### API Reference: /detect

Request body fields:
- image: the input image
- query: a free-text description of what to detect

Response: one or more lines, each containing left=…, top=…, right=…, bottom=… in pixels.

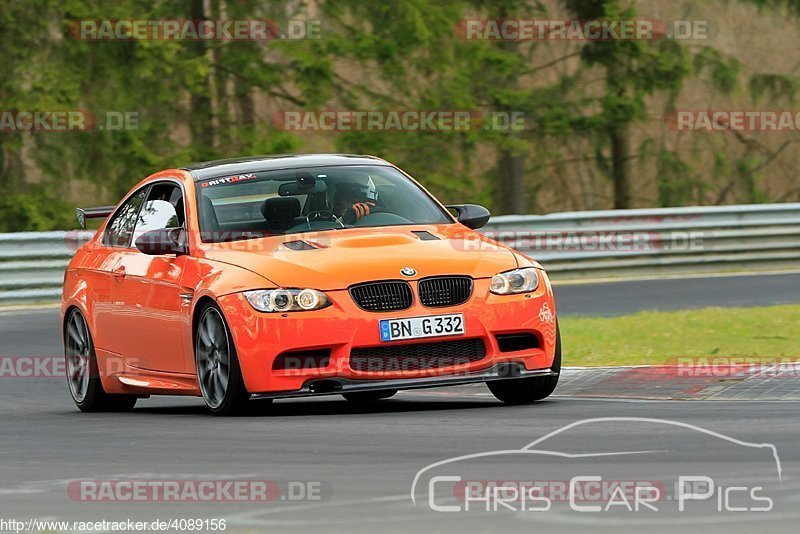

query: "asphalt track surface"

left=1, top=272, right=799, bottom=533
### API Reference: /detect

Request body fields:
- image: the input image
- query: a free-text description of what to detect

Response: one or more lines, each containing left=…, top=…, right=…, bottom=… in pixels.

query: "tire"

left=342, top=389, right=398, bottom=403
left=488, top=322, right=561, bottom=405
left=195, top=303, right=251, bottom=415
left=64, top=308, right=137, bottom=412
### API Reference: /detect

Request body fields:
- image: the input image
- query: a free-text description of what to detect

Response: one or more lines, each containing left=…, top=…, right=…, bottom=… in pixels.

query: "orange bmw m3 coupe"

left=62, top=155, right=560, bottom=415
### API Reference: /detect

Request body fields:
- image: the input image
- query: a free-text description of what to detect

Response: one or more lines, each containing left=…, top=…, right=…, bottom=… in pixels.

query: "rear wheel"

left=64, top=309, right=137, bottom=412
left=488, top=323, right=561, bottom=405
left=195, top=303, right=250, bottom=415
left=342, top=389, right=398, bottom=403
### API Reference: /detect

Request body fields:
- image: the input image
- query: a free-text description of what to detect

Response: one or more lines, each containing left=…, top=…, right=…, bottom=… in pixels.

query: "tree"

left=562, top=0, right=689, bottom=209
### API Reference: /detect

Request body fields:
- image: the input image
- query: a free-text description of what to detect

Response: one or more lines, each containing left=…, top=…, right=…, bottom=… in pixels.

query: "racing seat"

left=261, top=196, right=302, bottom=232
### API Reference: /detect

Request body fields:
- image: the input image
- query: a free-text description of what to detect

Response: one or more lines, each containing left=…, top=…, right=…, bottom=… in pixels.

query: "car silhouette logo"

left=401, top=267, right=417, bottom=277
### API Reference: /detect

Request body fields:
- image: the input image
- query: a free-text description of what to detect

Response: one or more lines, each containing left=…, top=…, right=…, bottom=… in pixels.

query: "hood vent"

left=411, top=230, right=440, bottom=241
left=283, top=240, right=317, bottom=251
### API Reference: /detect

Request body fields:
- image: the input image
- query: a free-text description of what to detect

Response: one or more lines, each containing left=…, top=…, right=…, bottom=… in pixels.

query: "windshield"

left=195, top=165, right=452, bottom=242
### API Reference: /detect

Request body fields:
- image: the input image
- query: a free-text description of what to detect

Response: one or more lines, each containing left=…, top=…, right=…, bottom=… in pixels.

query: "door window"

left=103, top=189, right=147, bottom=247
left=133, top=183, right=185, bottom=242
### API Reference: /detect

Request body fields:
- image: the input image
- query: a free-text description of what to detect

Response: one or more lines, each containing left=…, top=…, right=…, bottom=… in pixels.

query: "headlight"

left=244, top=289, right=331, bottom=312
left=490, top=267, right=539, bottom=295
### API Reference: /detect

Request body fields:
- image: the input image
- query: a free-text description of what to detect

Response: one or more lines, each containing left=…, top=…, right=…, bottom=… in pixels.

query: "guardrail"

left=0, top=231, right=95, bottom=302
left=0, top=203, right=798, bottom=303
left=483, top=202, right=800, bottom=278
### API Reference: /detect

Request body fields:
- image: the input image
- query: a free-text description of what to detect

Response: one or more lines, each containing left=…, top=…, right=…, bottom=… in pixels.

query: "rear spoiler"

left=76, top=206, right=115, bottom=229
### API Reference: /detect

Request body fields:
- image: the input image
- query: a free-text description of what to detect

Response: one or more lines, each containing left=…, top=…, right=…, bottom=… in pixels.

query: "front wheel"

left=195, top=304, right=251, bottom=415
left=488, top=323, right=561, bottom=405
left=64, top=308, right=137, bottom=412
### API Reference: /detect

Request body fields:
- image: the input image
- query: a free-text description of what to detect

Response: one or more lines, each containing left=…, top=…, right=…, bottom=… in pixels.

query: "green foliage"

left=745, top=0, right=800, bottom=14
left=0, top=186, right=74, bottom=232
left=655, top=150, right=705, bottom=206
left=693, top=48, right=740, bottom=94
left=749, top=73, right=797, bottom=103
left=0, top=0, right=798, bottom=231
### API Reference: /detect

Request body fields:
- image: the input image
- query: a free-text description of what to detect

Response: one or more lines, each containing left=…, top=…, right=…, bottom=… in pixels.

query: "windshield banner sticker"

left=201, top=173, right=257, bottom=188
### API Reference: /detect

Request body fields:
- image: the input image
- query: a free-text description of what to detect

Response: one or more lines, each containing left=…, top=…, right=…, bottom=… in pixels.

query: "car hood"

left=198, top=225, right=519, bottom=291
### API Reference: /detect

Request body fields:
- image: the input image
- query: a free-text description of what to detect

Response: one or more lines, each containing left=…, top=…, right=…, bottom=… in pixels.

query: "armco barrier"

left=482, top=203, right=800, bottom=278
left=0, top=231, right=94, bottom=302
left=0, top=203, right=798, bottom=302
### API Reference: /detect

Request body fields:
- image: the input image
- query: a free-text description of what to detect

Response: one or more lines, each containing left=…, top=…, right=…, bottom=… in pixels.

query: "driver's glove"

left=342, top=202, right=375, bottom=224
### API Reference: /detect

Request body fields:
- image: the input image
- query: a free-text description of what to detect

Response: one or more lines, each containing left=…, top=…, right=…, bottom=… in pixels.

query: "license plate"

left=379, top=314, right=465, bottom=342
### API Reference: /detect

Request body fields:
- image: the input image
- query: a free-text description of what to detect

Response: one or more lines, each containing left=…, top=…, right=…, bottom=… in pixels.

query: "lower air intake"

left=349, top=338, right=486, bottom=372
left=273, top=349, right=331, bottom=370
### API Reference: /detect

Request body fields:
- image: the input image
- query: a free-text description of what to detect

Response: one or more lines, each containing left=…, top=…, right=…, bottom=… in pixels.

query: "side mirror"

left=135, top=228, right=188, bottom=256
left=446, top=204, right=491, bottom=230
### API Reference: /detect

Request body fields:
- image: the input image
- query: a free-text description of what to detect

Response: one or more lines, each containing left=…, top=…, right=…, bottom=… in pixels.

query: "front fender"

left=182, top=257, right=276, bottom=376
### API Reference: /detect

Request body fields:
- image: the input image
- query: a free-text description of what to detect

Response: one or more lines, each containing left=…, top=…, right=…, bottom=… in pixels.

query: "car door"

left=92, top=186, right=148, bottom=357
left=114, top=181, right=191, bottom=374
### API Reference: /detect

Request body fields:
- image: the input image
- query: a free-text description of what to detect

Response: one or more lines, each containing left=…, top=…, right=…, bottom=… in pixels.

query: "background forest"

left=2, top=0, right=800, bottom=231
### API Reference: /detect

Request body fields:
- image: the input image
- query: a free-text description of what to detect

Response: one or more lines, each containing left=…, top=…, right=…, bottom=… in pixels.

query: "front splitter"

left=251, top=363, right=558, bottom=400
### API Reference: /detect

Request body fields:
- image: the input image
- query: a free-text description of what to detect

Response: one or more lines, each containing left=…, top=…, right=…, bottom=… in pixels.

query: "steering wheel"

left=306, top=210, right=344, bottom=230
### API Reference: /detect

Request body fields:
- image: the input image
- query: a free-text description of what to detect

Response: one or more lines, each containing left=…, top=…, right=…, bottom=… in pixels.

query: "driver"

left=333, top=177, right=379, bottom=224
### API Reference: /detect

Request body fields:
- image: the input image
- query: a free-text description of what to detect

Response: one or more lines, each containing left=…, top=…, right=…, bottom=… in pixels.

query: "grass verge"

left=559, top=304, right=800, bottom=367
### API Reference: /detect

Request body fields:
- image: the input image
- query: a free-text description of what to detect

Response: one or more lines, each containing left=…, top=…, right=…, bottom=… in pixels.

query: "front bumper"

left=217, top=275, right=558, bottom=395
